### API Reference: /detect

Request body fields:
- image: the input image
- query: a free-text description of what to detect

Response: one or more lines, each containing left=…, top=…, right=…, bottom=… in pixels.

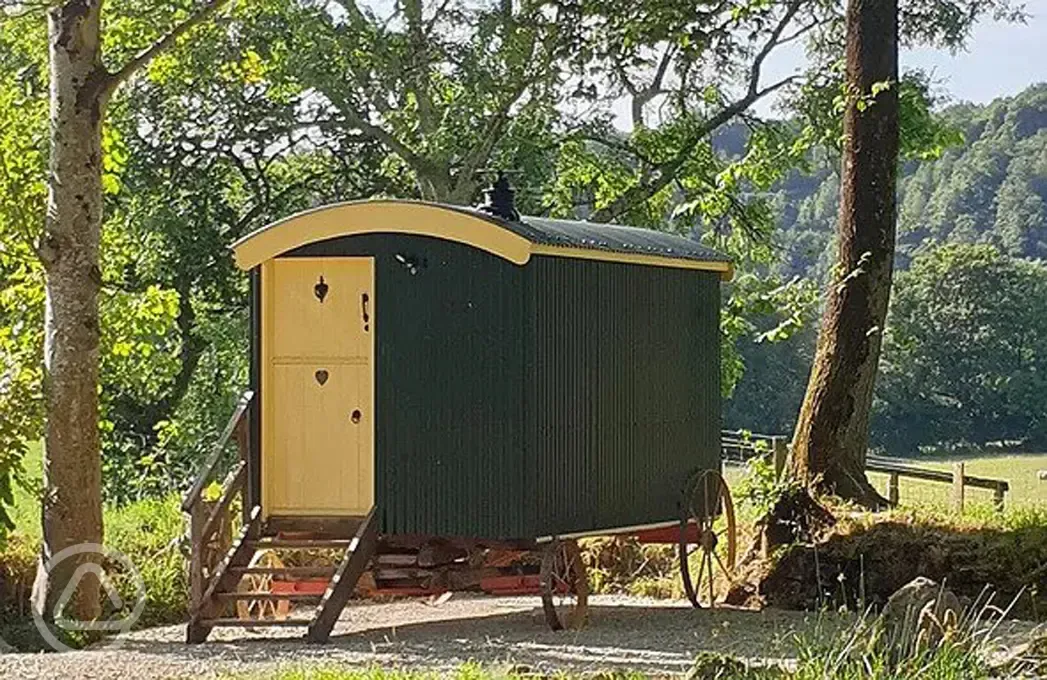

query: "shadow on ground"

left=0, top=597, right=837, bottom=678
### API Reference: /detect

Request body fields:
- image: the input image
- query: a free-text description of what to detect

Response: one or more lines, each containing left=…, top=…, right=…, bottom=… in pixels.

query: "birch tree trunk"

left=30, top=0, right=230, bottom=625
left=32, top=0, right=108, bottom=622
left=788, top=0, right=898, bottom=507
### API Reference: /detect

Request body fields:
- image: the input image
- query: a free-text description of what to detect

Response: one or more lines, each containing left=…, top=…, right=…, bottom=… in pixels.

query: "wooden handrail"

left=182, top=390, right=254, bottom=513
left=199, top=462, right=247, bottom=545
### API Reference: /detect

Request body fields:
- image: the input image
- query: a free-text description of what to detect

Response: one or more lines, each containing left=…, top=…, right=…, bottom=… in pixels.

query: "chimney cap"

left=476, top=171, right=520, bottom=222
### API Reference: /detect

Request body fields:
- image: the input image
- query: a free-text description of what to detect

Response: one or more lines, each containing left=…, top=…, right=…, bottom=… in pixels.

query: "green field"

left=866, top=452, right=1047, bottom=511
left=726, top=450, right=1046, bottom=514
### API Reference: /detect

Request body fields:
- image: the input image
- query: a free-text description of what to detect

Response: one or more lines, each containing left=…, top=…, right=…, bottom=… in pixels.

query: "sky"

left=759, top=0, right=1047, bottom=115
left=902, top=0, right=1047, bottom=104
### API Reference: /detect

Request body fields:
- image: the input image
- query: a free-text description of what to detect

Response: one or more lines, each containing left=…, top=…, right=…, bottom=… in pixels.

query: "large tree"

left=34, top=0, right=231, bottom=624
left=788, top=0, right=899, bottom=505
left=876, top=244, right=1047, bottom=453
left=276, top=0, right=833, bottom=215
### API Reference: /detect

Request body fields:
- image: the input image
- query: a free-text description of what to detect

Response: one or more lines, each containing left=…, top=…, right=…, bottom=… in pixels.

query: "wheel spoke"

left=702, top=476, right=711, bottom=525
left=678, top=471, right=737, bottom=610
left=541, top=539, right=588, bottom=630
left=694, top=543, right=707, bottom=595
left=712, top=550, right=733, bottom=586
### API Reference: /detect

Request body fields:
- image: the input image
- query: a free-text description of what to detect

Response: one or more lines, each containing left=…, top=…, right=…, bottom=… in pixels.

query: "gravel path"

left=0, top=595, right=1039, bottom=679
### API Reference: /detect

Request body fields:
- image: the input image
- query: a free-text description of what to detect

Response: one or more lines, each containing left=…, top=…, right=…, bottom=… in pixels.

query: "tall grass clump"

left=0, top=492, right=186, bottom=650
left=103, top=492, right=188, bottom=627
left=789, top=589, right=1019, bottom=680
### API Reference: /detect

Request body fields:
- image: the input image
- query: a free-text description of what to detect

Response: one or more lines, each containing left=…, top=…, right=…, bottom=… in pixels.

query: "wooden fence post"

left=952, top=462, right=966, bottom=514
left=888, top=472, right=900, bottom=506
left=772, top=437, right=788, bottom=480
left=992, top=482, right=1006, bottom=513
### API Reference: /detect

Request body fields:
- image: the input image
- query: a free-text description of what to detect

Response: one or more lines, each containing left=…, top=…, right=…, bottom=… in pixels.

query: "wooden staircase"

left=186, top=506, right=379, bottom=643
left=183, top=391, right=380, bottom=644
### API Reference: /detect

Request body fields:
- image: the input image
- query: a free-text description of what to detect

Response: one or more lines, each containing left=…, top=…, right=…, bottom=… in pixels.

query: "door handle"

left=361, top=292, right=370, bottom=332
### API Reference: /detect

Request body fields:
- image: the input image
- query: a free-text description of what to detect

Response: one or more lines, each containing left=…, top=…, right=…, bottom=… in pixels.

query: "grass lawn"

left=10, top=441, right=42, bottom=540
left=2, top=442, right=188, bottom=648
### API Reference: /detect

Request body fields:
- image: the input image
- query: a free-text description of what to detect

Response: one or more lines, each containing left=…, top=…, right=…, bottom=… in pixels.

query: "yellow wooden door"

left=262, top=257, right=374, bottom=517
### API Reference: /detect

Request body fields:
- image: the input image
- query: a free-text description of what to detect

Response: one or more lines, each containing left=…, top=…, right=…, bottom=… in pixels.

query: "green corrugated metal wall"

left=280, top=236, right=720, bottom=540
left=529, top=256, right=721, bottom=537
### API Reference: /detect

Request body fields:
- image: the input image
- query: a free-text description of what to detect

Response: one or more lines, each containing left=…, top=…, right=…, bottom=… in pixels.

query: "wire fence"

left=720, top=430, right=1010, bottom=512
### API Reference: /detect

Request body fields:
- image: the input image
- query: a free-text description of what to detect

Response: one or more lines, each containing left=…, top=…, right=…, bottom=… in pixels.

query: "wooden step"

left=375, top=553, right=420, bottom=566
left=197, top=618, right=313, bottom=628
left=373, top=567, right=434, bottom=580
left=215, top=591, right=324, bottom=602
left=249, top=539, right=354, bottom=550
left=230, top=566, right=337, bottom=577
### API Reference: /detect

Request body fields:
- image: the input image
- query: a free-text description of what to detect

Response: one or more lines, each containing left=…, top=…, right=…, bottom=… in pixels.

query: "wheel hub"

left=699, top=528, right=718, bottom=552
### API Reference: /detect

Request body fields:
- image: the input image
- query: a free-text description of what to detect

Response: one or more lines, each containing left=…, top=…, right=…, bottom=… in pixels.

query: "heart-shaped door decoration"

left=314, top=369, right=329, bottom=386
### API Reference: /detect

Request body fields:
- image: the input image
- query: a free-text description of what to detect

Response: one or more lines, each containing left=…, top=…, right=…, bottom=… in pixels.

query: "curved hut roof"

left=232, top=200, right=732, bottom=279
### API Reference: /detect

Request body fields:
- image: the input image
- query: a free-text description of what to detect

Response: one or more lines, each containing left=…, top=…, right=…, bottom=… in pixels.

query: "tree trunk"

left=33, top=0, right=107, bottom=623
left=789, top=0, right=898, bottom=507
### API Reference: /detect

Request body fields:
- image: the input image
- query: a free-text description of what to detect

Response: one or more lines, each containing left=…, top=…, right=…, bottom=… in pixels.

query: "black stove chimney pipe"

left=477, top=171, right=520, bottom=222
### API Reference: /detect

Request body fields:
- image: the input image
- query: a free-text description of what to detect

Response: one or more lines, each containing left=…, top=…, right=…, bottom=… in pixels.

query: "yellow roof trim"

left=233, top=200, right=733, bottom=280
left=530, top=244, right=735, bottom=280
left=232, top=201, right=532, bottom=271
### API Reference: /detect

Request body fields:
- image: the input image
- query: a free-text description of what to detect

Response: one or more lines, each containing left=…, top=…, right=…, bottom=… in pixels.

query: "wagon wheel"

left=236, top=549, right=291, bottom=622
left=679, top=469, right=736, bottom=608
left=539, top=538, right=589, bottom=630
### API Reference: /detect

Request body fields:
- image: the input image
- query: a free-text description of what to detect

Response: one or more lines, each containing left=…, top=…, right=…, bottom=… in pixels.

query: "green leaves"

left=102, top=126, right=129, bottom=195
left=875, top=244, right=1047, bottom=452
left=897, top=72, right=965, bottom=161
left=0, top=14, right=48, bottom=538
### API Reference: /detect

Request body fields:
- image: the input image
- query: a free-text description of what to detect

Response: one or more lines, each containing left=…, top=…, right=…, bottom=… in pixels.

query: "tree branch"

left=589, top=76, right=796, bottom=224
left=232, top=170, right=328, bottom=237
left=589, top=0, right=804, bottom=223
left=424, top=0, right=454, bottom=34
left=747, top=0, right=804, bottom=98
left=338, top=106, right=428, bottom=171
left=454, top=79, right=532, bottom=201
left=331, top=0, right=366, bottom=23
left=102, top=0, right=233, bottom=97
left=567, top=132, right=659, bottom=167
left=403, top=0, right=437, bottom=135
left=631, top=43, right=676, bottom=128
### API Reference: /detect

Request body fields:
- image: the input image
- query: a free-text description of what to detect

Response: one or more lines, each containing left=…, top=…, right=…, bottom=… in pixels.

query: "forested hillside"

left=727, top=83, right=1047, bottom=453
left=773, top=83, right=1047, bottom=279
